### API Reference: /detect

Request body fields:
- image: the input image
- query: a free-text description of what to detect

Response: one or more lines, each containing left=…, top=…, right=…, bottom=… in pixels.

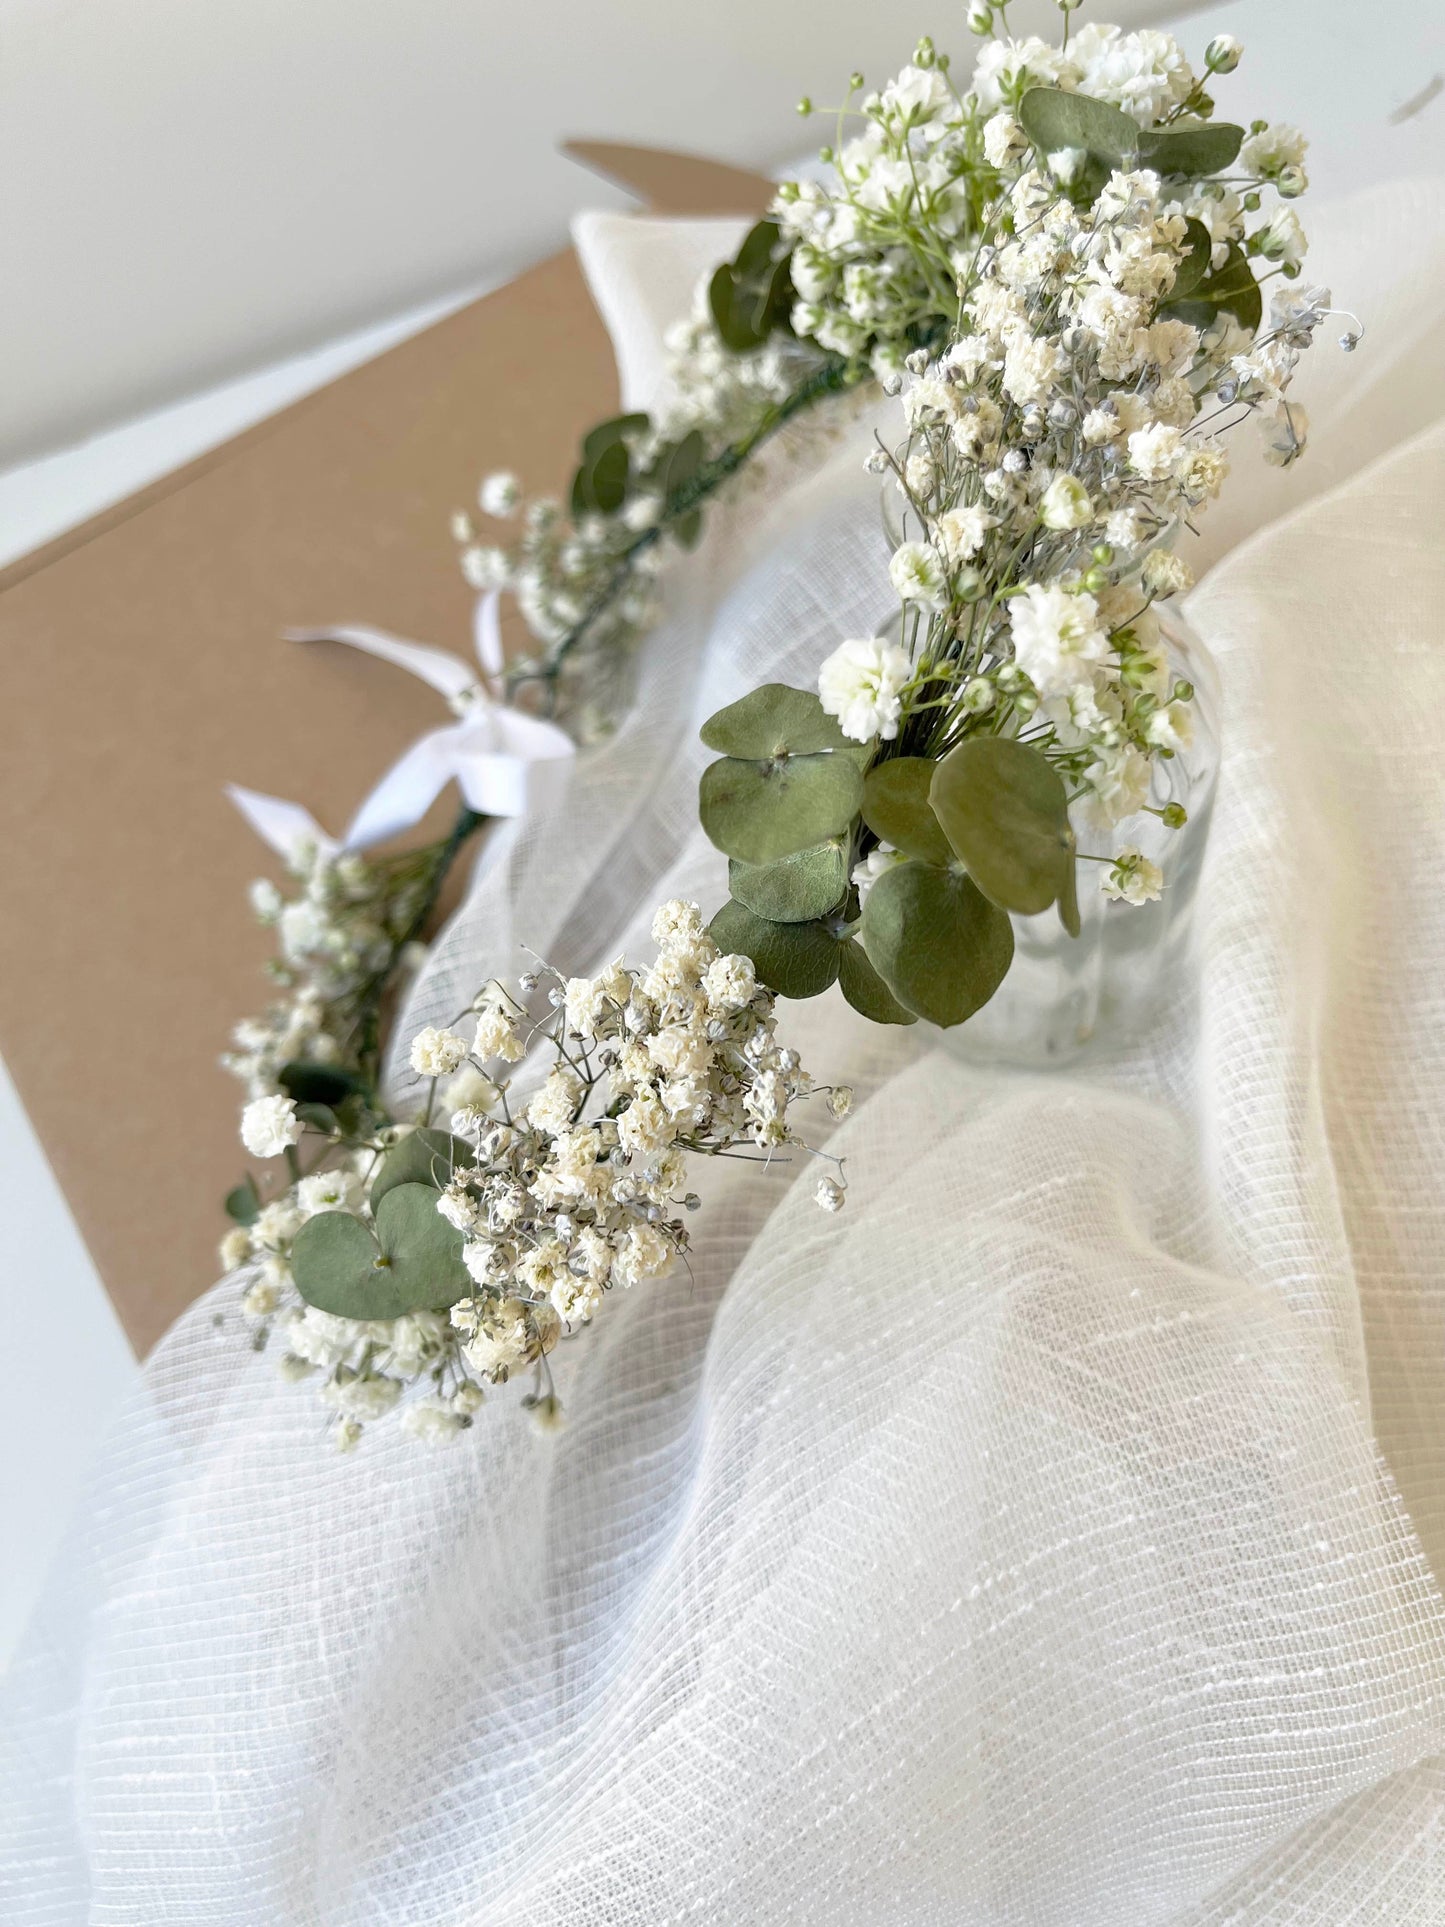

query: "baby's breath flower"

left=1260, top=401, right=1309, bottom=467
left=401, top=1399, right=468, bottom=1444
left=409, top=1026, right=470, bottom=1079
left=1142, top=550, right=1194, bottom=599
left=473, top=1005, right=524, bottom=1062
left=852, top=845, right=905, bottom=904
left=703, top=952, right=757, bottom=1011
left=477, top=471, right=520, bottom=517
left=1101, top=848, right=1164, bottom=904
left=888, top=542, right=949, bottom=609
left=818, top=636, right=911, bottom=741
left=219, top=1226, right=254, bottom=1272
left=1039, top=474, right=1094, bottom=531
left=241, top=1095, right=302, bottom=1159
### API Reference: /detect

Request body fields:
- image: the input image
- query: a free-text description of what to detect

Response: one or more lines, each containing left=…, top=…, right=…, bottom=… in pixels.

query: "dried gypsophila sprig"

left=442, top=11, right=1338, bottom=766
left=221, top=809, right=484, bottom=1109
left=808, top=116, right=1354, bottom=906
left=225, top=899, right=851, bottom=1449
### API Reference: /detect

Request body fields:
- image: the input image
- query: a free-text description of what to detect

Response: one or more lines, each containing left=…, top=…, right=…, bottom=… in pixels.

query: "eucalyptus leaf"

left=709, top=900, right=843, bottom=1000
left=1163, top=241, right=1262, bottom=333
left=700, top=753, right=863, bottom=866
left=734, top=217, right=780, bottom=280
left=582, top=413, right=648, bottom=464
left=587, top=438, right=630, bottom=514
left=279, top=1060, right=370, bottom=1108
left=225, top=1176, right=261, bottom=1226
left=729, top=841, right=848, bottom=923
left=295, top=1101, right=340, bottom=1136
left=700, top=683, right=858, bottom=759
left=837, top=938, right=917, bottom=1025
left=1018, top=86, right=1139, bottom=166
left=710, top=262, right=760, bottom=353
left=1138, top=119, right=1243, bottom=178
left=710, top=221, right=792, bottom=352
left=930, top=737, right=1075, bottom=916
left=861, top=861, right=1014, bottom=1028
left=1170, top=218, right=1214, bottom=300
left=762, top=255, right=796, bottom=336
left=663, top=428, right=703, bottom=496
left=861, top=758, right=954, bottom=866
left=372, top=1128, right=476, bottom=1208
left=291, top=1182, right=472, bottom=1320
left=674, top=508, right=704, bottom=549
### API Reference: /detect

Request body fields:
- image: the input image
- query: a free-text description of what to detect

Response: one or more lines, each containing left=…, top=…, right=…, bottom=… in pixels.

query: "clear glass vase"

left=939, top=602, right=1221, bottom=1069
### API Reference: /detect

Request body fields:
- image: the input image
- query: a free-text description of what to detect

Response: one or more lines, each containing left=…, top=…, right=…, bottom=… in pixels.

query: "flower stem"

left=519, top=354, right=861, bottom=691
left=353, top=807, right=488, bottom=1087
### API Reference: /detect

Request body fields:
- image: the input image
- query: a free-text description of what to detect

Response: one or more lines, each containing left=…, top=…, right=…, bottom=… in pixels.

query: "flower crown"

left=221, top=6, right=1351, bottom=1443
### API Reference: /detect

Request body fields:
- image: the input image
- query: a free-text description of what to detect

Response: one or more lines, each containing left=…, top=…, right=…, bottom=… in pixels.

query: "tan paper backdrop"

left=0, top=147, right=772, bottom=1354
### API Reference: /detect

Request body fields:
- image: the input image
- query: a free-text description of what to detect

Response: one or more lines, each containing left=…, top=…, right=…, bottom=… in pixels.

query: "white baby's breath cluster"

left=808, top=16, right=1341, bottom=903
left=440, top=899, right=843, bottom=1380
left=453, top=481, right=669, bottom=744
left=440, top=13, right=1330, bottom=804
left=451, top=340, right=835, bottom=743
left=776, top=21, right=1257, bottom=393
left=228, top=901, right=844, bottom=1446
left=222, top=837, right=433, bottom=1101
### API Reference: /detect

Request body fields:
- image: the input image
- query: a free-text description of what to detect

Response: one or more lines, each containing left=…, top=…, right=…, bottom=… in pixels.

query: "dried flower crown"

left=220, top=6, right=1354, bottom=1442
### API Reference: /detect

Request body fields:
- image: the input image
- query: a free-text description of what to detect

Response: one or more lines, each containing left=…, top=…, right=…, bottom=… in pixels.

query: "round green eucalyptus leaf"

left=700, top=753, right=863, bottom=866
left=588, top=438, right=630, bottom=514
left=290, top=1209, right=383, bottom=1316
left=930, top=737, right=1075, bottom=917
left=734, top=217, right=780, bottom=279
left=700, top=683, right=857, bottom=758
left=278, top=1059, right=371, bottom=1108
left=1018, top=86, right=1138, bottom=165
left=861, top=861, right=1014, bottom=1028
left=225, top=1176, right=261, bottom=1226
left=1170, top=219, right=1214, bottom=300
left=292, top=1182, right=472, bottom=1319
left=729, top=841, right=848, bottom=923
left=709, top=900, right=843, bottom=1000
left=583, top=413, right=648, bottom=464
left=762, top=254, right=796, bottom=335
left=1163, top=241, right=1262, bottom=333
left=837, top=938, right=917, bottom=1026
left=867, top=867, right=1009, bottom=1032
left=710, top=263, right=765, bottom=352
left=862, top=758, right=954, bottom=866
left=373, top=1129, right=476, bottom=1208
left=1138, top=119, right=1243, bottom=178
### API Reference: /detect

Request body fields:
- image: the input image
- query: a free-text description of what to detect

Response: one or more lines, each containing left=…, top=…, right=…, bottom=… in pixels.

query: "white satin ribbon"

left=228, top=593, right=575, bottom=861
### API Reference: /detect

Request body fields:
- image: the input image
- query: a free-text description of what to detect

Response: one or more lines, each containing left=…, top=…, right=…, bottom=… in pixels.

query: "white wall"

left=0, top=0, right=1201, bottom=466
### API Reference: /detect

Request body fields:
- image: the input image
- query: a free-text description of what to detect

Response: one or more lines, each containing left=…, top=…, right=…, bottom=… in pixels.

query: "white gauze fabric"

left=4, top=181, right=1445, bottom=1924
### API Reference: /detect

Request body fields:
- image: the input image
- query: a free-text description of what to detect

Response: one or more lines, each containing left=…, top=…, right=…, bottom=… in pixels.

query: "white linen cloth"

left=4, top=181, right=1445, bottom=1923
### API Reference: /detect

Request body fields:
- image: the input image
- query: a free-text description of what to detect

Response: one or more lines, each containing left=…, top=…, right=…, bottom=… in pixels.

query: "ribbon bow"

left=228, top=592, right=574, bottom=860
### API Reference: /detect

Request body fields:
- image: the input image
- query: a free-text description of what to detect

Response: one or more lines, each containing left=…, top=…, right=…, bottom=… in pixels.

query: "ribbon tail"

left=227, top=785, right=339, bottom=862
left=341, top=726, right=470, bottom=850
left=285, top=624, right=481, bottom=705
left=473, top=589, right=506, bottom=692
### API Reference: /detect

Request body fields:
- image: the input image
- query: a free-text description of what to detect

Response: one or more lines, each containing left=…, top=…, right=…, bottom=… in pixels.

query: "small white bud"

left=478, top=471, right=520, bottom=517
left=1205, top=34, right=1242, bottom=74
